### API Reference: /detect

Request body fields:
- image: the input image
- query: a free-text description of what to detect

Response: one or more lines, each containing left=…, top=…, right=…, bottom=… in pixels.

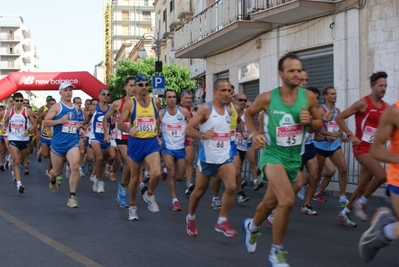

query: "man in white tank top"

left=160, top=89, right=191, bottom=212
left=185, top=78, right=237, bottom=237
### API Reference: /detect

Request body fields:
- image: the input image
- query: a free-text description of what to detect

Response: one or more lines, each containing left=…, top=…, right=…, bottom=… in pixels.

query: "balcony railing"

left=0, top=62, right=20, bottom=69
left=0, top=48, right=20, bottom=55
left=168, top=9, right=182, bottom=31
left=22, top=55, right=31, bottom=64
left=175, top=1, right=240, bottom=53
left=0, top=35, right=21, bottom=41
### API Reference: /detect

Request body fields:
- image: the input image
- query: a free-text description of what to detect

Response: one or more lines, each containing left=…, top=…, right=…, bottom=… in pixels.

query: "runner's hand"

left=203, top=127, right=215, bottom=140
left=300, top=106, right=312, bottom=125
left=349, top=135, right=361, bottom=146
left=252, top=133, right=266, bottom=149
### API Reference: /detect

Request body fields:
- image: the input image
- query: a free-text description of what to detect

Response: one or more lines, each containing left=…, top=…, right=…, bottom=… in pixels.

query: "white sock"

left=248, top=219, right=260, bottom=233
left=271, top=244, right=284, bottom=254
left=187, top=214, right=195, bottom=220
left=340, top=194, right=347, bottom=200
left=217, top=217, right=227, bottom=224
left=341, top=207, right=351, bottom=215
left=172, top=198, right=178, bottom=204
left=212, top=196, right=219, bottom=201
left=383, top=222, right=399, bottom=241
left=357, top=195, right=368, bottom=205
left=16, top=181, right=21, bottom=186
left=163, top=168, right=167, bottom=173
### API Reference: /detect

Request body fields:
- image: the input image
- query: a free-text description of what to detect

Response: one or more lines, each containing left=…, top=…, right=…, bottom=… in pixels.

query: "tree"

left=108, top=57, right=196, bottom=101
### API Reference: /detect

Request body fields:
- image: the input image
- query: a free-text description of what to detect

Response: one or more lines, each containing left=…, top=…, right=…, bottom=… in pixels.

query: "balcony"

left=22, top=27, right=31, bottom=38
left=0, top=48, right=20, bottom=56
left=169, top=9, right=182, bottom=31
left=176, top=0, right=194, bottom=21
left=22, top=41, right=31, bottom=51
left=189, top=59, right=206, bottom=79
left=251, top=0, right=346, bottom=24
left=0, top=62, right=20, bottom=70
left=0, top=35, right=21, bottom=42
left=175, top=1, right=270, bottom=59
left=22, top=55, right=31, bottom=64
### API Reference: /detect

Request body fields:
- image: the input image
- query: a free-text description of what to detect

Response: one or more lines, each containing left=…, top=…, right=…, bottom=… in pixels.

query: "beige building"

left=103, top=0, right=156, bottom=83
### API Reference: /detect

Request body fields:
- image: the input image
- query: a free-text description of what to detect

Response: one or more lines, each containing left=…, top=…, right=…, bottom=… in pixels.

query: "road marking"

left=0, top=208, right=102, bottom=267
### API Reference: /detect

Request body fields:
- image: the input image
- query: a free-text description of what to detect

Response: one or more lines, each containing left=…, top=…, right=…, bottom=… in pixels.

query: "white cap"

left=0, top=103, right=5, bottom=107
left=59, top=81, right=75, bottom=91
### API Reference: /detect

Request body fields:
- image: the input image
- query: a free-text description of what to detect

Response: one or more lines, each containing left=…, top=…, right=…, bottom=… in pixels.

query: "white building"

left=0, top=15, right=41, bottom=108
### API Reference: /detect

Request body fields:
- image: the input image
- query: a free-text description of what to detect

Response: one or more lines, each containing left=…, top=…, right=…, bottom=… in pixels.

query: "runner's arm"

left=117, top=98, right=132, bottom=134
left=185, top=104, right=210, bottom=139
left=43, top=104, right=65, bottom=127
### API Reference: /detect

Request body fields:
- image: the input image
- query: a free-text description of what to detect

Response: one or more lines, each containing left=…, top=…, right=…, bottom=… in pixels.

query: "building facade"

left=103, top=0, right=156, bottom=84
left=0, top=15, right=41, bottom=107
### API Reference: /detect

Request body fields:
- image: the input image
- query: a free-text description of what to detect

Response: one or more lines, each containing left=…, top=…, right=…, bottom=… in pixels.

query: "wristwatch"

left=346, top=131, right=353, bottom=137
left=201, top=133, right=205, bottom=140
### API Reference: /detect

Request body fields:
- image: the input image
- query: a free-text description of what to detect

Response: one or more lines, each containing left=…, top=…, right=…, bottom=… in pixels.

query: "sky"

left=1, top=0, right=104, bottom=102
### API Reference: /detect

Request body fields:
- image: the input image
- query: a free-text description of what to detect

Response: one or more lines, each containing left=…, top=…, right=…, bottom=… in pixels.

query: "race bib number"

left=62, top=121, right=78, bottom=133
left=236, top=132, right=244, bottom=144
left=95, top=122, right=109, bottom=133
left=327, top=121, right=339, bottom=133
left=230, top=129, right=236, bottom=141
left=305, top=132, right=314, bottom=143
left=10, top=122, right=24, bottom=133
left=361, top=126, right=377, bottom=143
left=166, top=124, right=183, bottom=137
left=137, top=117, right=155, bottom=132
left=276, top=124, right=303, bottom=147
left=111, top=129, right=118, bottom=139
left=209, top=132, right=229, bottom=149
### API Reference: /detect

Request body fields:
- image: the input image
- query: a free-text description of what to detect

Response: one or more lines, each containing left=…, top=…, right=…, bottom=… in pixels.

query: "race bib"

left=166, top=124, right=183, bottom=137
left=230, top=129, right=236, bottom=141
left=121, top=121, right=130, bottom=137
left=276, top=124, right=303, bottom=147
left=137, top=117, right=155, bottom=132
left=62, top=121, right=78, bottom=133
left=236, top=132, right=244, bottom=144
left=111, top=129, right=118, bottom=139
left=327, top=121, right=339, bottom=133
left=361, top=126, right=377, bottom=143
left=209, top=132, right=229, bottom=149
left=95, top=122, right=109, bottom=133
left=10, top=122, right=24, bottom=133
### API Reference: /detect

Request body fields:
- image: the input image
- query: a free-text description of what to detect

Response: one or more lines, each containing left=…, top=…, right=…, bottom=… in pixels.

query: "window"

left=142, top=11, right=151, bottom=21
left=121, top=25, right=129, bottom=35
left=170, top=0, right=174, bottom=12
left=121, top=10, right=129, bottom=20
left=144, top=0, right=149, bottom=6
left=163, top=9, right=166, bottom=22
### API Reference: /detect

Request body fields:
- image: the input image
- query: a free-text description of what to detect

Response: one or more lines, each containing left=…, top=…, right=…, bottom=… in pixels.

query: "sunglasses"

left=101, top=93, right=110, bottom=96
left=14, top=99, right=23, bottom=103
left=23, top=102, right=29, bottom=104
left=137, top=83, right=149, bottom=87
left=237, top=98, right=247, bottom=103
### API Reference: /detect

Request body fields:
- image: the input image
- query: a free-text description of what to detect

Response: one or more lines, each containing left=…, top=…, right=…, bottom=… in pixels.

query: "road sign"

left=152, top=75, right=165, bottom=95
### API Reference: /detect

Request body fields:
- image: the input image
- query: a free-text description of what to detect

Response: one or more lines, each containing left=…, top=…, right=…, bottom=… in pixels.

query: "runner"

left=241, top=53, right=322, bottom=266
left=159, top=89, right=191, bottom=211
left=358, top=98, right=399, bottom=262
left=185, top=78, right=237, bottom=237
left=336, top=71, right=388, bottom=226
left=0, top=102, right=5, bottom=171
left=117, top=74, right=162, bottom=219
left=43, top=81, right=84, bottom=207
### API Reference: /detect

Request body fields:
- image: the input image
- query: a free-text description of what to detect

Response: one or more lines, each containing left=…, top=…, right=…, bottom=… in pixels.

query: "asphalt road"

left=0, top=157, right=396, bottom=267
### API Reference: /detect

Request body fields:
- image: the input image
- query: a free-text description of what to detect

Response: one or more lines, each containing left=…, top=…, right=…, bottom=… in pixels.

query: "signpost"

left=152, top=75, right=165, bottom=96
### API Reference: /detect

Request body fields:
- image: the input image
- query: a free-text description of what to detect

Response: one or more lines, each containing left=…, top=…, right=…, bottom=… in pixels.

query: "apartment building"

left=174, top=0, right=399, bottom=108
left=0, top=15, right=42, bottom=107
left=104, top=0, right=156, bottom=83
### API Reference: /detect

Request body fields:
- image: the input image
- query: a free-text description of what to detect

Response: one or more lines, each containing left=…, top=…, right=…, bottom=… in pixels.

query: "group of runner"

left=0, top=53, right=397, bottom=266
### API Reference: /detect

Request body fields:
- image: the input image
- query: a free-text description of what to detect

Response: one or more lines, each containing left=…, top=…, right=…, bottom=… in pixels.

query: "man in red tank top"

left=179, top=90, right=195, bottom=195
left=335, top=71, right=388, bottom=227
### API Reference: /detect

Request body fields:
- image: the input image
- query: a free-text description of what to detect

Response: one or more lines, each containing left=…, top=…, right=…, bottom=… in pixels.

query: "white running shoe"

left=97, top=181, right=105, bottom=193
left=128, top=206, right=139, bottom=221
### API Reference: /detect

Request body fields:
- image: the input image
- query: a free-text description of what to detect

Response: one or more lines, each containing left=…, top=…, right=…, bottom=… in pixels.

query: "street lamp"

left=138, top=33, right=163, bottom=73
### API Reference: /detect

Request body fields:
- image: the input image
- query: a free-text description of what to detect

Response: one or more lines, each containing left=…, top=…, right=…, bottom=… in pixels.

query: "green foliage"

left=108, top=58, right=196, bottom=101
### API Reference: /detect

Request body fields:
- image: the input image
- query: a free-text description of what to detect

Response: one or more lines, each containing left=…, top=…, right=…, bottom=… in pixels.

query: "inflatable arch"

left=0, top=71, right=107, bottom=101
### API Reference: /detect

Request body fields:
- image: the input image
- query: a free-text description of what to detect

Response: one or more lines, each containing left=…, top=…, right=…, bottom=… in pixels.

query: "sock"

left=144, top=171, right=149, bottom=176
left=341, top=207, right=351, bottom=215
left=50, top=180, right=56, bottom=184
left=212, top=196, right=220, bottom=201
left=340, top=194, right=347, bottom=200
left=383, top=222, right=399, bottom=241
left=70, top=193, right=76, bottom=197
left=163, top=168, right=167, bottom=173
left=16, top=181, right=21, bottom=186
left=172, top=198, right=178, bottom=204
left=253, top=179, right=258, bottom=184
left=248, top=219, right=260, bottom=233
left=271, top=244, right=284, bottom=254
left=357, top=195, right=368, bottom=205
left=187, top=214, right=195, bottom=220
left=217, top=217, right=227, bottom=224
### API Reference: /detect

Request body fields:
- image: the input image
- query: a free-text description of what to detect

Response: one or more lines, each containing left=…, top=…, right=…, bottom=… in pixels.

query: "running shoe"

left=354, top=201, right=368, bottom=222
left=241, top=218, right=261, bottom=253
left=186, top=215, right=198, bottom=237
left=56, top=175, right=62, bottom=185
left=17, top=184, right=25, bottom=194
left=185, top=183, right=195, bottom=195
left=128, top=206, right=139, bottom=221
left=215, top=221, right=237, bottom=237
left=301, top=205, right=318, bottom=215
left=143, top=191, right=159, bottom=212
left=253, top=180, right=265, bottom=191
left=139, top=182, right=148, bottom=195
left=241, top=179, right=248, bottom=188
left=4, top=154, right=10, bottom=170
left=143, top=172, right=150, bottom=183
left=97, top=181, right=105, bottom=193
left=337, top=212, right=357, bottom=228
left=109, top=173, right=117, bottom=182
left=172, top=201, right=182, bottom=211
left=266, top=209, right=275, bottom=226
left=339, top=196, right=349, bottom=207
left=358, top=207, right=395, bottom=262
left=268, top=250, right=290, bottom=267
left=297, top=186, right=306, bottom=200
left=67, top=196, right=79, bottom=208
left=0, top=164, right=4, bottom=171
left=105, top=165, right=111, bottom=177
left=211, top=197, right=221, bottom=210
left=24, top=168, right=30, bottom=175
left=49, top=181, right=58, bottom=194
left=79, top=167, right=85, bottom=177
left=237, top=191, right=250, bottom=203
left=313, top=193, right=327, bottom=202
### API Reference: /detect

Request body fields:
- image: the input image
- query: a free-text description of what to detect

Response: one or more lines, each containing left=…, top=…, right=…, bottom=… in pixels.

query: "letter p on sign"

left=152, top=75, right=165, bottom=95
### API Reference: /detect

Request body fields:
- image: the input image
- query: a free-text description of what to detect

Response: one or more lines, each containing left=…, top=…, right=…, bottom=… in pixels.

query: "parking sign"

left=152, top=76, right=165, bottom=95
